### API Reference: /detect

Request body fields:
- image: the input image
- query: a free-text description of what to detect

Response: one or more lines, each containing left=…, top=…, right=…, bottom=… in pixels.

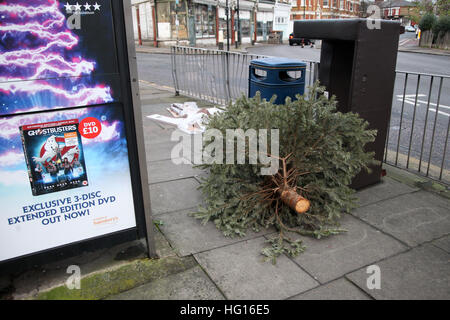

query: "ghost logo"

left=32, top=135, right=59, bottom=164
left=32, top=136, right=80, bottom=167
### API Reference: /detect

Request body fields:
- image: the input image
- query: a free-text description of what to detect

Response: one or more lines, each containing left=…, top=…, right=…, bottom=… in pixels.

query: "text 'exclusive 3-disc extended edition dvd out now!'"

left=20, top=119, right=88, bottom=196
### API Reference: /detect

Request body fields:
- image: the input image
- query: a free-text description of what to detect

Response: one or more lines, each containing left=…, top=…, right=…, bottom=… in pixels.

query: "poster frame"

left=0, top=0, right=157, bottom=271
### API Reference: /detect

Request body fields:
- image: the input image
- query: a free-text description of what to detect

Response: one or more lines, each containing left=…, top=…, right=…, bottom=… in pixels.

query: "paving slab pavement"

left=194, top=237, right=320, bottom=300
left=282, top=214, right=408, bottom=284
left=142, top=120, right=175, bottom=144
left=145, top=139, right=178, bottom=162
left=352, top=191, right=450, bottom=247
left=148, top=158, right=204, bottom=185
left=157, top=209, right=275, bottom=257
left=433, top=235, right=450, bottom=253
left=346, top=244, right=450, bottom=300
left=150, top=178, right=203, bottom=216
left=108, top=266, right=225, bottom=300
left=289, top=278, right=371, bottom=300
left=356, top=177, right=419, bottom=207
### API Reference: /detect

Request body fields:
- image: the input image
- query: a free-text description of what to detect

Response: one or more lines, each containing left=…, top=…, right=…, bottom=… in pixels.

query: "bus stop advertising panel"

left=0, top=0, right=153, bottom=263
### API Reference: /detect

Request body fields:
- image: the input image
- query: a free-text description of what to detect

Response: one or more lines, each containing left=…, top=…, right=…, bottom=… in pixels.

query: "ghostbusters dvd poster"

left=0, top=104, right=138, bottom=262
left=20, top=119, right=89, bottom=196
left=0, top=1, right=145, bottom=263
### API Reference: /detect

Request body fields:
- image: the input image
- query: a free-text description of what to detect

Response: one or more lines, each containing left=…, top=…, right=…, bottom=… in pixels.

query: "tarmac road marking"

left=397, top=94, right=450, bottom=117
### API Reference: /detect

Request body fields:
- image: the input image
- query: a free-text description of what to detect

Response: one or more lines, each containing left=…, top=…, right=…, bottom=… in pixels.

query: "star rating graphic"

left=64, top=2, right=101, bottom=13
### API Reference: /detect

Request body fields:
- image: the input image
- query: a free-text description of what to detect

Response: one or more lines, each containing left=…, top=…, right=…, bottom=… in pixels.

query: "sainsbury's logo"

left=93, top=216, right=119, bottom=227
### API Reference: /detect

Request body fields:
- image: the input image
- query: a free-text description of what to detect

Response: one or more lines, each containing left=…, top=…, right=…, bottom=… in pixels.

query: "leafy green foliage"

left=419, top=12, right=438, bottom=31
left=436, top=0, right=450, bottom=16
left=193, top=83, right=378, bottom=262
left=433, top=15, right=450, bottom=37
left=413, top=0, right=435, bottom=14
left=411, top=0, right=450, bottom=25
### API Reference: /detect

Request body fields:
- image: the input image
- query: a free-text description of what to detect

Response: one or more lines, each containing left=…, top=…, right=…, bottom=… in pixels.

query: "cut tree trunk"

left=279, top=187, right=310, bottom=214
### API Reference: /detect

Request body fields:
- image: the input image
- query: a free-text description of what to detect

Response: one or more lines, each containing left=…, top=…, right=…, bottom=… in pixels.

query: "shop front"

left=194, top=1, right=218, bottom=45
left=145, top=0, right=277, bottom=47
left=156, top=0, right=189, bottom=43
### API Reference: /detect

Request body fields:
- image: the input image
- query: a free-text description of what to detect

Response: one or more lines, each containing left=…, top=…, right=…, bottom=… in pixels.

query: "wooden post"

left=152, top=3, right=158, bottom=47
left=136, top=6, right=143, bottom=46
left=231, top=9, right=235, bottom=45
left=216, top=6, right=219, bottom=45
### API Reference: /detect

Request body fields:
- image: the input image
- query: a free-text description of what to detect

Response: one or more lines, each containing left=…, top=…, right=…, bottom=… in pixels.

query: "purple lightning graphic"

left=0, top=0, right=114, bottom=115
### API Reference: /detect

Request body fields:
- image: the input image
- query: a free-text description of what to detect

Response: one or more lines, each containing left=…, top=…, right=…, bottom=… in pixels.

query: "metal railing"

left=385, top=71, right=450, bottom=184
left=170, top=46, right=449, bottom=184
left=171, top=46, right=319, bottom=105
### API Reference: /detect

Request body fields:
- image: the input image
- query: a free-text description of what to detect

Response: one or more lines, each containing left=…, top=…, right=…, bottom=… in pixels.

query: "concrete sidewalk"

left=399, top=46, right=450, bottom=56
left=2, top=83, right=448, bottom=300
left=109, top=82, right=450, bottom=300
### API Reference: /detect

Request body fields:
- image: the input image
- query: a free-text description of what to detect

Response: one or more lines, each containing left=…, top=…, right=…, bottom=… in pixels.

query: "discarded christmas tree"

left=194, top=83, right=378, bottom=263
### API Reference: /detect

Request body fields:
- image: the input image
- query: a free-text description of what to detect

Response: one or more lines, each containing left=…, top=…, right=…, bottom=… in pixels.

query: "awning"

left=193, top=0, right=219, bottom=6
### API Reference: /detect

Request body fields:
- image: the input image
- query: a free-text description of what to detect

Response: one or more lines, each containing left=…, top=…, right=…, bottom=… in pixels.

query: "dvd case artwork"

left=20, top=119, right=88, bottom=196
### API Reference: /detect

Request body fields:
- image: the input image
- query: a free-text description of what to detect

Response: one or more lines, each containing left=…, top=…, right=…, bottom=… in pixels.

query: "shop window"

left=170, top=0, right=187, bottom=39
left=257, top=22, right=263, bottom=36
left=241, top=19, right=250, bottom=37
left=195, top=4, right=216, bottom=38
left=157, top=1, right=170, bottom=23
left=157, top=1, right=188, bottom=40
left=219, top=18, right=230, bottom=39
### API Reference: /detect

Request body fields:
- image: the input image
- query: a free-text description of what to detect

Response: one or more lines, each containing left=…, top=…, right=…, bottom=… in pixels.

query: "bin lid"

left=251, top=57, right=306, bottom=69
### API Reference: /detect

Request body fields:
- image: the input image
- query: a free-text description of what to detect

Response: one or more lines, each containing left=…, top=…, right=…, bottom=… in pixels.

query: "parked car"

left=289, top=33, right=315, bottom=47
left=405, top=25, right=415, bottom=32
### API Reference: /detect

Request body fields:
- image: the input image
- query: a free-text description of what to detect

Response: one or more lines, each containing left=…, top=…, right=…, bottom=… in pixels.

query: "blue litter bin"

left=249, top=57, right=307, bottom=105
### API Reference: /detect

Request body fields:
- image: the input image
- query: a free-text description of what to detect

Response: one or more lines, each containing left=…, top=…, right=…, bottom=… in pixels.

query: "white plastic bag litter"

left=148, top=102, right=222, bottom=134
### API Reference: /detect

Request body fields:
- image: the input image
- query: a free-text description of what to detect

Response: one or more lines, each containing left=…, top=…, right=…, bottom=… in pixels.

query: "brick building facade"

left=290, top=0, right=361, bottom=20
